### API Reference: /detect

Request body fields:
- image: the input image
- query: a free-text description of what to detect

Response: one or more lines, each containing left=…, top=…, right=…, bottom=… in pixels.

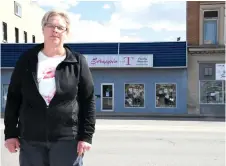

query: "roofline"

left=1, top=41, right=187, bottom=45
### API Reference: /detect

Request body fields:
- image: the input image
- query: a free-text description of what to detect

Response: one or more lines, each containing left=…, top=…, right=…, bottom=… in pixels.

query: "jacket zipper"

left=32, top=60, right=64, bottom=142
left=32, top=72, right=49, bottom=142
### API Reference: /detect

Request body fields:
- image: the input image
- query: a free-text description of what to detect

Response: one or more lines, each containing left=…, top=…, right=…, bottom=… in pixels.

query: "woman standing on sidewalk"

left=4, top=10, right=96, bottom=166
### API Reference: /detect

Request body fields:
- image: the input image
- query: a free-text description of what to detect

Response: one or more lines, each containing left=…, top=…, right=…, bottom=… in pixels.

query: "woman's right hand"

left=5, top=138, right=20, bottom=153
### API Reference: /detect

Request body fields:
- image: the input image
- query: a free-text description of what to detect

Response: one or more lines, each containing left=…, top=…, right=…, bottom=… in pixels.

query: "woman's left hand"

left=77, top=141, right=92, bottom=156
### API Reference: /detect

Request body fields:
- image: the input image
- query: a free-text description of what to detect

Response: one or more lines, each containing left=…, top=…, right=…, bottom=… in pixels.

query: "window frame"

left=124, top=83, right=145, bottom=109
left=14, top=1, right=22, bottom=17
left=199, top=80, right=225, bottom=105
left=101, top=83, right=114, bottom=112
left=202, top=10, right=219, bottom=45
left=155, top=83, right=177, bottom=109
left=199, top=3, right=224, bottom=46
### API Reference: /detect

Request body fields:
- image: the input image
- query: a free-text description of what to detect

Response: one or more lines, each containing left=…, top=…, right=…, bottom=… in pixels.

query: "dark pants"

left=19, top=139, right=83, bottom=166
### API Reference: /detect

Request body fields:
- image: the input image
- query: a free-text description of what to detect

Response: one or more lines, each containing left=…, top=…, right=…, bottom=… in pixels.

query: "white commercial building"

left=0, top=0, right=45, bottom=43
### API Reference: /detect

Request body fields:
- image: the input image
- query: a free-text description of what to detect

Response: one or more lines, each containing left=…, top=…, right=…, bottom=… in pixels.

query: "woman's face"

left=43, top=15, right=68, bottom=46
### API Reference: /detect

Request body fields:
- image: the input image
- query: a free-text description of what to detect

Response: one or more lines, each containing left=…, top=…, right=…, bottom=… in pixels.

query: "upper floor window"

left=24, top=31, right=27, bottom=43
left=2, top=22, right=7, bottom=42
left=14, top=1, right=22, bottom=17
left=32, top=35, right=35, bottom=43
left=203, top=10, right=218, bottom=45
left=15, top=27, right=19, bottom=43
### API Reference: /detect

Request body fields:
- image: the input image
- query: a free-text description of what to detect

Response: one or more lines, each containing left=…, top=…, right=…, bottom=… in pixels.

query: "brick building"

left=187, top=1, right=225, bottom=117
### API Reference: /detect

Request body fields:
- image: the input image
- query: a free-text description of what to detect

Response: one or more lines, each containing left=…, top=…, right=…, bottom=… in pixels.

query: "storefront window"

left=2, top=84, right=9, bottom=108
left=156, top=83, right=176, bottom=108
left=200, top=80, right=225, bottom=104
left=125, top=84, right=145, bottom=108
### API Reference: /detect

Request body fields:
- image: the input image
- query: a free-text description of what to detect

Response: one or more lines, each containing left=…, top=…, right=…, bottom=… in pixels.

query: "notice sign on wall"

left=84, top=54, right=153, bottom=68
left=215, top=64, right=226, bottom=80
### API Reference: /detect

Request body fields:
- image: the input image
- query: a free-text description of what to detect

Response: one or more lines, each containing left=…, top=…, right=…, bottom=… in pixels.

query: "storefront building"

left=186, top=1, right=225, bottom=117
left=1, top=42, right=187, bottom=115
left=187, top=47, right=225, bottom=117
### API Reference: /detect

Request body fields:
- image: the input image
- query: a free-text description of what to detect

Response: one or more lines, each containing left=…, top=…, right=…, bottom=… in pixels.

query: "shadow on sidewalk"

left=1, top=112, right=225, bottom=122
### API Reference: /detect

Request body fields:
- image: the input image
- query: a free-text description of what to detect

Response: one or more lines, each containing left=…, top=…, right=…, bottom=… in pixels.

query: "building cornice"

left=200, top=1, right=225, bottom=5
left=188, top=46, right=225, bottom=55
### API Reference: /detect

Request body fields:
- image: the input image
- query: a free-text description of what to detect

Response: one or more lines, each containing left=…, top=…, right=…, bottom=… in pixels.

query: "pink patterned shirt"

left=37, top=51, right=66, bottom=105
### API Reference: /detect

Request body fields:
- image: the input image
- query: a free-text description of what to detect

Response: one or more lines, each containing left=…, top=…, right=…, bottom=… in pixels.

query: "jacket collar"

left=28, top=43, right=78, bottom=76
left=31, top=43, right=78, bottom=63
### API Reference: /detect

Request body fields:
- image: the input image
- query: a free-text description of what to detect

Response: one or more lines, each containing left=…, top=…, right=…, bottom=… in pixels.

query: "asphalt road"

left=1, top=119, right=225, bottom=166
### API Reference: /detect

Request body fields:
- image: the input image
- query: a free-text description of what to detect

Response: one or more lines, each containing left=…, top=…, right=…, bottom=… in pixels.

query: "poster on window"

left=125, top=84, right=144, bottom=108
left=215, top=64, right=226, bottom=80
left=155, top=83, right=176, bottom=108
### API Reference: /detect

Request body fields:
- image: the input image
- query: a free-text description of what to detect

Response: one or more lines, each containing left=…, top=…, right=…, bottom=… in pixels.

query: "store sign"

left=215, top=64, right=226, bottom=80
left=84, top=54, right=153, bottom=68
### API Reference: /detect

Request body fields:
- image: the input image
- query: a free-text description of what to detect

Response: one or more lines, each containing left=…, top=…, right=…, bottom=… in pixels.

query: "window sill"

left=14, top=13, right=22, bottom=18
left=200, top=44, right=222, bottom=48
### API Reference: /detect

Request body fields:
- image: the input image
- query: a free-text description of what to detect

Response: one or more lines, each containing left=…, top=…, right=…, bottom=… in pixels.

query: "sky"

left=34, top=0, right=186, bottom=43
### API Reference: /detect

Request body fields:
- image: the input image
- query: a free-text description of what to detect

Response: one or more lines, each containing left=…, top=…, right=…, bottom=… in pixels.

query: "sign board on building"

left=84, top=54, right=153, bottom=68
left=215, top=64, right=226, bottom=80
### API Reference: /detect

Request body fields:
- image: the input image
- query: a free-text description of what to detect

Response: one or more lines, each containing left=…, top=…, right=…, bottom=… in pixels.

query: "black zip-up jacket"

left=4, top=43, right=96, bottom=144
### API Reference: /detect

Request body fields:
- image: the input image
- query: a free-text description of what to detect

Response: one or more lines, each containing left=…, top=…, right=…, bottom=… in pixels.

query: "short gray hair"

left=41, top=10, right=71, bottom=33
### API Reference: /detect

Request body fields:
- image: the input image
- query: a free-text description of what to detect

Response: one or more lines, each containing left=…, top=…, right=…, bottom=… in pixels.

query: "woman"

left=4, top=10, right=96, bottom=166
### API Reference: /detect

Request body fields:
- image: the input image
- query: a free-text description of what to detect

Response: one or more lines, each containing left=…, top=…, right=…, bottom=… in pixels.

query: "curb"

left=96, top=113, right=225, bottom=121
left=1, top=112, right=225, bottom=121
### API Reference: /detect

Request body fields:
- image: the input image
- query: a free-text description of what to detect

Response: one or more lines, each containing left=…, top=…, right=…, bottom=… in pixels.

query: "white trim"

left=1, top=67, right=14, bottom=69
left=101, top=83, right=114, bottom=112
left=124, top=83, right=145, bottom=109
left=199, top=80, right=225, bottom=104
left=155, top=83, right=177, bottom=109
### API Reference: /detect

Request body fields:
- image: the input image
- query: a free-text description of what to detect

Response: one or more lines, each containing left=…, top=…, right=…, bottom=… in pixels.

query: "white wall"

left=0, top=0, right=46, bottom=43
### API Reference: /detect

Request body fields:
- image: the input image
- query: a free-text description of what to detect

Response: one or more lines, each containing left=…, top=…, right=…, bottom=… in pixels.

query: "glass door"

left=101, top=83, right=114, bottom=111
